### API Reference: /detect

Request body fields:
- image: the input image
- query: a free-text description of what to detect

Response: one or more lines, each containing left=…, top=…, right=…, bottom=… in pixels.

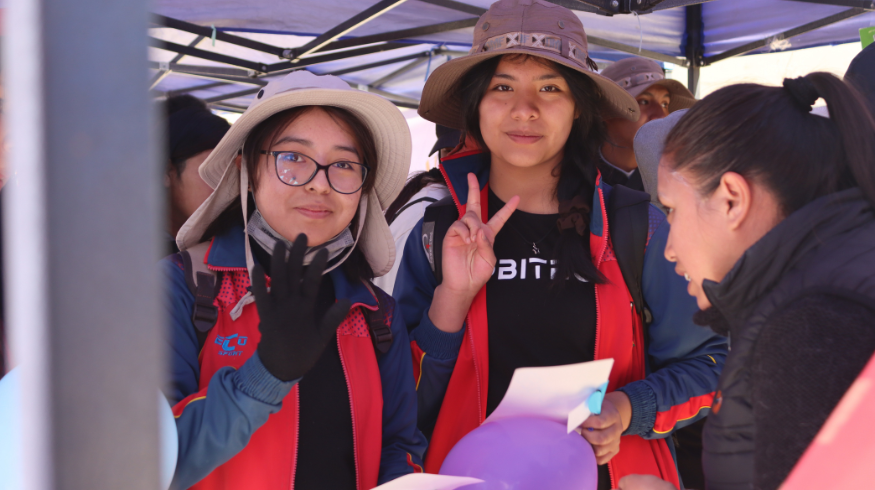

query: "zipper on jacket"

left=289, top=387, right=300, bottom=490
left=466, top=309, right=484, bottom=422
left=590, top=184, right=616, bottom=488
left=337, top=324, right=361, bottom=490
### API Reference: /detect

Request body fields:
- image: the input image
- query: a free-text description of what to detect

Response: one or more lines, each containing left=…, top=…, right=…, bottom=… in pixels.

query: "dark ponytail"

left=664, top=72, right=875, bottom=215
left=455, top=54, right=606, bottom=285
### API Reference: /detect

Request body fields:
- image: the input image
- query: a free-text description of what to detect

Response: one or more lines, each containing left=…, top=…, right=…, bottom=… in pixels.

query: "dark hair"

left=663, top=72, right=875, bottom=216
left=202, top=105, right=380, bottom=281
left=384, top=167, right=447, bottom=220
left=456, top=54, right=607, bottom=285
left=845, top=43, right=875, bottom=118
left=166, top=95, right=230, bottom=174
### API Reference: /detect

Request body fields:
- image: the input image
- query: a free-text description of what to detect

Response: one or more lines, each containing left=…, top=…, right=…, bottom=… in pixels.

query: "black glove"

left=250, top=234, right=351, bottom=382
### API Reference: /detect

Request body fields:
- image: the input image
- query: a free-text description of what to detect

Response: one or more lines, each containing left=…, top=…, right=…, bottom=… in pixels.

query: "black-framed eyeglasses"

left=260, top=150, right=370, bottom=195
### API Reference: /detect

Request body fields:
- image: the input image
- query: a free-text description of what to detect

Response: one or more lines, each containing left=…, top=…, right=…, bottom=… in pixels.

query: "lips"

left=295, top=206, right=332, bottom=219
left=506, top=132, right=543, bottom=144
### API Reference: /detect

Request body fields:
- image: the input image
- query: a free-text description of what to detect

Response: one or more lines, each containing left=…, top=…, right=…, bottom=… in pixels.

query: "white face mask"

left=246, top=207, right=355, bottom=268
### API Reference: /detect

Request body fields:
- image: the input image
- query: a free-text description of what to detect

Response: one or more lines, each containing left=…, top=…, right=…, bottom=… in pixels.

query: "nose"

left=509, top=91, right=539, bottom=121
left=306, top=167, right=332, bottom=194
left=664, top=229, right=678, bottom=263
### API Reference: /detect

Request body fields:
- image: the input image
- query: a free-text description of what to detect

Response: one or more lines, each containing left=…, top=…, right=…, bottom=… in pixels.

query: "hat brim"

left=627, top=79, right=697, bottom=113
left=418, top=48, right=641, bottom=129
left=177, top=87, right=411, bottom=277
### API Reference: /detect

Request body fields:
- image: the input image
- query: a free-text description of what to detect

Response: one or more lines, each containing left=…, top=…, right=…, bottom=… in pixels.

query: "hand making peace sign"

left=429, top=173, right=519, bottom=333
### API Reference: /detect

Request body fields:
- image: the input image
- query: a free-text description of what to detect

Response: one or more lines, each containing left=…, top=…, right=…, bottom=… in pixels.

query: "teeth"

left=684, top=273, right=691, bottom=282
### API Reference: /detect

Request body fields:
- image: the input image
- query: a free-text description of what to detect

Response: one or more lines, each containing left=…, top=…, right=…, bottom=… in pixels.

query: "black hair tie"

left=783, top=76, right=819, bottom=112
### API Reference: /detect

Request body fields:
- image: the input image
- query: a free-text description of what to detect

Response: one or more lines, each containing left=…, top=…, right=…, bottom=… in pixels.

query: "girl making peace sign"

left=394, top=1, right=727, bottom=488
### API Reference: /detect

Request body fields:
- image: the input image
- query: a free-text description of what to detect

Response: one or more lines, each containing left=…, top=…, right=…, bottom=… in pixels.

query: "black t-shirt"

left=484, top=189, right=598, bottom=415
left=251, top=240, right=356, bottom=489
left=484, top=190, right=610, bottom=488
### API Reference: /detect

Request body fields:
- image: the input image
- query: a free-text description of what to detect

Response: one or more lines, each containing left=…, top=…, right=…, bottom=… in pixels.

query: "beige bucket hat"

left=600, top=57, right=696, bottom=114
left=418, top=0, right=640, bottom=129
left=176, top=70, right=412, bottom=277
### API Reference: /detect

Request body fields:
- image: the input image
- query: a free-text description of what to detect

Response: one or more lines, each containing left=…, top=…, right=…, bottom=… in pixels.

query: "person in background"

left=164, top=94, right=230, bottom=255
left=844, top=42, right=875, bottom=116
left=619, top=72, right=875, bottom=490
left=599, top=57, right=695, bottom=191
left=375, top=124, right=459, bottom=294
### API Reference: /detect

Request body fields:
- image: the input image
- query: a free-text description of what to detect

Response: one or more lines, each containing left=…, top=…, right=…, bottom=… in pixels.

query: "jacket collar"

left=703, top=187, right=875, bottom=329
left=440, top=150, right=608, bottom=236
left=206, top=225, right=378, bottom=308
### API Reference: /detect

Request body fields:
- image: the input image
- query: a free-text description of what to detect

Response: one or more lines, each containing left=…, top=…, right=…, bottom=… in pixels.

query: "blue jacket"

left=161, top=225, right=426, bottom=489
left=393, top=151, right=727, bottom=480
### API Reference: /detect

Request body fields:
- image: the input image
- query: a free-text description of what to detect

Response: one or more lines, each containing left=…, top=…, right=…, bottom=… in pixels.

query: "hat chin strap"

left=240, top=161, right=367, bottom=283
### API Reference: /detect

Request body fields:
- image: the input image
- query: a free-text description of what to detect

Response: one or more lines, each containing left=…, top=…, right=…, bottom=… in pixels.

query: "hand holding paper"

left=580, top=391, right=632, bottom=465
left=484, top=358, right=614, bottom=432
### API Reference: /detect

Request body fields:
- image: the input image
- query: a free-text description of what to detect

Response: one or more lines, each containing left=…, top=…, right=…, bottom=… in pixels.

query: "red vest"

left=191, top=265, right=384, bottom=490
left=423, top=180, right=681, bottom=489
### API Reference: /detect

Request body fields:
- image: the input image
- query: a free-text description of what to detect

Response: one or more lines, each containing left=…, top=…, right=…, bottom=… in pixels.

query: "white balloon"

left=0, top=369, right=178, bottom=490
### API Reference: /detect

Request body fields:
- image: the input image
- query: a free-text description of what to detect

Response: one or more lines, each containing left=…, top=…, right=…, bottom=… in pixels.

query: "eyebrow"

left=493, top=72, right=563, bottom=81
left=273, top=135, right=360, bottom=157
left=641, top=90, right=672, bottom=99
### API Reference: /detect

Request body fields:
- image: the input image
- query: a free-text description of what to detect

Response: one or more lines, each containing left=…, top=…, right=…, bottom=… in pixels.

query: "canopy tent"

left=149, top=0, right=875, bottom=112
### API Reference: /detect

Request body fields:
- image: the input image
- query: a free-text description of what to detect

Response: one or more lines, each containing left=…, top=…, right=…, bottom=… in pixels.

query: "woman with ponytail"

left=620, top=72, right=875, bottom=490
left=393, top=1, right=727, bottom=488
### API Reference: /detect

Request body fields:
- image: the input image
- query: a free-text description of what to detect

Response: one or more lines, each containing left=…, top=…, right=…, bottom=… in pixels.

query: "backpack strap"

left=387, top=196, right=439, bottom=226
left=361, top=281, right=394, bottom=355
left=421, top=196, right=459, bottom=284
left=607, top=184, right=653, bottom=326
left=180, top=241, right=221, bottom=351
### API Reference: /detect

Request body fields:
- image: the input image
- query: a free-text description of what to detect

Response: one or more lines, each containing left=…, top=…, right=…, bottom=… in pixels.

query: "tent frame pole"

left=285, top=0, right=411, bottom=62
left=706, top=7, right=868, bottom=64
left=786, top=0, right=874, bottom=8
left=684, top=4, right=704, bottom=95
left=5, top=0, right=162, bottom=488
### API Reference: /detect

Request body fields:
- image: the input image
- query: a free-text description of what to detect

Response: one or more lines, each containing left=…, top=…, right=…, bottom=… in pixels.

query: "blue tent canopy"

left=149, top=0, right=875, bottom=111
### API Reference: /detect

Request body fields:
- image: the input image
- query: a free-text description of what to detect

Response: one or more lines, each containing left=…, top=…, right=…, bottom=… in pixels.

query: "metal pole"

left=4, top=1, right=162, bottom=490
left=685, top=4, right=704, bottom=96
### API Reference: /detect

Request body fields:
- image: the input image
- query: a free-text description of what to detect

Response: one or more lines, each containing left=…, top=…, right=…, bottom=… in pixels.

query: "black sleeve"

left=751, top=293, right=875, bottom=490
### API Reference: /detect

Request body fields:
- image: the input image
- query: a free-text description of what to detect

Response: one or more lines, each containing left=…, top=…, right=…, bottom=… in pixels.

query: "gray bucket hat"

left=176, top=71, right=412, bottom=277
left=633, top=108, right=689, bottom=212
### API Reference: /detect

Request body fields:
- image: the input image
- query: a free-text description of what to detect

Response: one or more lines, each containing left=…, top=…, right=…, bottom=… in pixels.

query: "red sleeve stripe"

left=652, top=392, right=715, bottom=434
left=411, top=341, right=425, bottom=391
left=172, top=390, right=208, bottom=419
left=406, top=453, right=423, bottom=473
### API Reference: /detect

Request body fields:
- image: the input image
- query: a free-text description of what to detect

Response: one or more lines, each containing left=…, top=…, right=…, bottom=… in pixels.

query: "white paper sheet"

left=371, top=473, right=484, bottom=490
left=484, top=359, right=614, bottom=433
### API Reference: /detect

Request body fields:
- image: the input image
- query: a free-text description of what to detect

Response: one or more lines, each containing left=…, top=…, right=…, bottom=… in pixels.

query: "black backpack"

left=180, top=243, right=394, bottom=356
left=421, top=184, right=653, bottom=325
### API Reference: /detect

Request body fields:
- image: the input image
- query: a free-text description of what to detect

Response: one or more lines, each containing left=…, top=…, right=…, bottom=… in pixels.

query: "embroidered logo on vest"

left=215, top=333, right=248, bottom=356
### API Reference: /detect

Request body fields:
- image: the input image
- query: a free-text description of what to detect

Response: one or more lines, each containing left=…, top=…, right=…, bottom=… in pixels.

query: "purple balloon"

left=439, top=417, right=598, bottom=490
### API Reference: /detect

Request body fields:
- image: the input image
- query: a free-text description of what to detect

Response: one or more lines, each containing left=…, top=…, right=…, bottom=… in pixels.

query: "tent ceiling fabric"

left=149, top=0, right=875, bottom=109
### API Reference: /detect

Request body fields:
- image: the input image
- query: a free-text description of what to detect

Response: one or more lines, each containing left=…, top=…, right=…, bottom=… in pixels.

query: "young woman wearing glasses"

left=161, top=72, right=426, bottom=490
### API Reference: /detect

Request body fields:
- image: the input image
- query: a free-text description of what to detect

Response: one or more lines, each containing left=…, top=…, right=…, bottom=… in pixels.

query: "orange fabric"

left=338, top=328, right=384, bottom=490
left=411, top=341, right=425, bottom=390
left=653, top=392, right=715, bottom=434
